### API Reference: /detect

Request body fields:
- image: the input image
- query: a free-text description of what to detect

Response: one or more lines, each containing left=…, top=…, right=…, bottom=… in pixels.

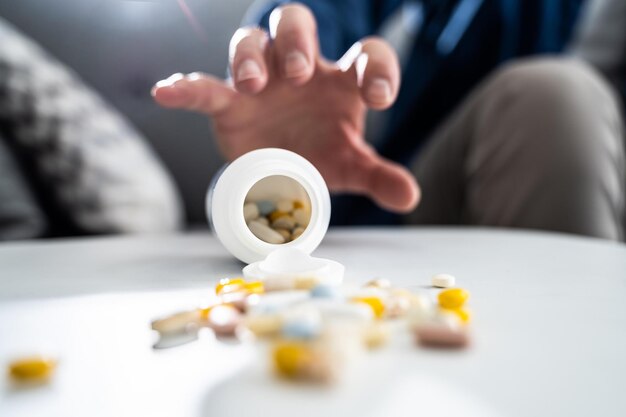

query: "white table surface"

left=1, top=227, right=625, bottom=417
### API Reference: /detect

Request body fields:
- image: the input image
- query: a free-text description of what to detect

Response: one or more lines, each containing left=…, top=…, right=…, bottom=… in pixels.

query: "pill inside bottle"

left=244, top=175, right=312, bottom=244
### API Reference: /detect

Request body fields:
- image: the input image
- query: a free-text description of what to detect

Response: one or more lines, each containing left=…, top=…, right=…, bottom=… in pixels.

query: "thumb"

left=344, top=144, right=420, bottom=213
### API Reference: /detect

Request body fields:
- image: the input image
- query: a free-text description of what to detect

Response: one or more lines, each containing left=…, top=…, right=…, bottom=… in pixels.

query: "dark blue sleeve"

left=242, top=0, right=404, bottom=60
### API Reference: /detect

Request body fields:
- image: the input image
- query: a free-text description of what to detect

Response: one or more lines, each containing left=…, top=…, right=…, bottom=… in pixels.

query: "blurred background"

left=0, top=0, right=624, bottom=240
left=0, top=0, right=255, bottom=234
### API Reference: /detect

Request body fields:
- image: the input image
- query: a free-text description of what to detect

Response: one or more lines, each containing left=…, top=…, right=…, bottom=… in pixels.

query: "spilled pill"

left=273, top=341, right=335, bottom=382
left=243, top=314, right=283, bottom=338
left=215, top=277, right=245, bottom=295
left=308, top=300, right=374, bottom=322
left=414, top=324, right=469, bottom=348
left=282, top=317, right=321, bottom=340
left=8, top=356, right=57, bottom=382
left=311, top=284, right=341, bottom=299
left=244, top=281, right=264, bottom=294
left=438, top=288, right=470, bottom=309
left=208, top=305, right=242, bottom=336
left=273, top=340, right=312, bottom=378
left=365, top=278, right=391, bottom=289
left=432, top=273, right=455, bottom=288
left=151, top=310, right=202, bottom=334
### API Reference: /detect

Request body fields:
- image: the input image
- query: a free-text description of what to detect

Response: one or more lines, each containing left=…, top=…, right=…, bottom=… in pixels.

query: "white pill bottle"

left=206, top=148, right=332, bottom=265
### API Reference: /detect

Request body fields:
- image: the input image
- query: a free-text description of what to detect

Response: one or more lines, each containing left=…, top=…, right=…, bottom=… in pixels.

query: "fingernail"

left=153, top=80, right=188, bottom=101
left=284, top=51, right=309, bottom=78
left=367, top=78, right=392, bottom=103
left=155, top=79, right=174, bottom=89
left=156, top=73, right=185, bottom=88
left=187, top=72, right=203, bottom=81
left=154, top=73, right=186, bottom=91
left=237, top=59, right=262, bottom=82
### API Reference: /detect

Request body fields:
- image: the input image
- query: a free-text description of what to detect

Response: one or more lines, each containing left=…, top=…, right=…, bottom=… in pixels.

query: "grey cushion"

left=0, top=0, right=255, bottom=225
left=0, top=134, right=46, bottom=240
left=0, top=17, right=184, bottom=235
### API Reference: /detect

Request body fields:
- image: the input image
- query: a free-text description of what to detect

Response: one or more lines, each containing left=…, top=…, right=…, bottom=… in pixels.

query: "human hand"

left=152, top=3, right=419, bottom=212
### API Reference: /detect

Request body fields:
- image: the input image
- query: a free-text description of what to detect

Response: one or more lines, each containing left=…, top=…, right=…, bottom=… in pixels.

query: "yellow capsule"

left=268, top=210, right=289, bottom=222
left=9, top=356, right=57, bottom=381
left=243, top=281, right=264, bottom=294
left=215, top=277, right=245, bottom=295
left=438, top=288, right=470, bottom=309
left=352, top=296, right=385, bottom=319
left=273, top=341, right=313, bottom=378
left=446, top=307, right=472, bottom=324
left=293, top=200, right=305, bottom=209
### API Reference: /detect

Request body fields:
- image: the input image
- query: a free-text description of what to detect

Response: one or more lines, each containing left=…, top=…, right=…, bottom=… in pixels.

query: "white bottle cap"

left=243, top=247, right=344, bottom=285
left=206, top=149, right=337, bottom=277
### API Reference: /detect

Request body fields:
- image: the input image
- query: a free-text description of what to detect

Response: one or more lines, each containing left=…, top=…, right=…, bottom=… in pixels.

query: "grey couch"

left=0, top=0, right=255, bottom=226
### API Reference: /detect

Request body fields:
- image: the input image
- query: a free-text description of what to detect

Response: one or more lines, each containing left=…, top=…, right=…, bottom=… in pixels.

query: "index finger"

left=269, top=3, right=319, bottom=85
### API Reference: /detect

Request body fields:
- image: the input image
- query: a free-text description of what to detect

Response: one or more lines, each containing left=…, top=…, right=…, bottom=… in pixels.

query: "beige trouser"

left=406, top=58, right=626, bottom=241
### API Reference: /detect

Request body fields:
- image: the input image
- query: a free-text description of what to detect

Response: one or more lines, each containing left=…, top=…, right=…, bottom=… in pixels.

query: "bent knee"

left=490, top=57, right=621, bottom=119
left=482, top=57, right=624, bottom=162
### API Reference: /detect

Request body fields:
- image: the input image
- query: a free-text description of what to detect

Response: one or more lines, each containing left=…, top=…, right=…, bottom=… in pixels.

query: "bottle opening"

left=243, top=175, right=312, bottom=244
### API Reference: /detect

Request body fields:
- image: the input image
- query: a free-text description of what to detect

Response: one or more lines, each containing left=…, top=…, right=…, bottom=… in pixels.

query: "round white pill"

left=431, top=273, right=455, bottom=288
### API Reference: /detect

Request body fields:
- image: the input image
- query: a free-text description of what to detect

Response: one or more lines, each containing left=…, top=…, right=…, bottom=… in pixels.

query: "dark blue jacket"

left=247, top=0, right=589, bottom=225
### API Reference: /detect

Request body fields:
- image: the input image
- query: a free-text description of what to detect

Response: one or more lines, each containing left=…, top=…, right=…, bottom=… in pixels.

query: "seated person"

left=154, top=0, right=626, bottom=241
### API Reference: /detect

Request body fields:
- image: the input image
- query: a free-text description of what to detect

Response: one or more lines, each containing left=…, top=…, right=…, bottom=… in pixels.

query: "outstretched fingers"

left=269, top=3, right=318, bottom=85
left=229, top=27, right=270, bottom=94
left=338, top=37, right=401, bottom=110
left=152, top=72, right=236, bottom=115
